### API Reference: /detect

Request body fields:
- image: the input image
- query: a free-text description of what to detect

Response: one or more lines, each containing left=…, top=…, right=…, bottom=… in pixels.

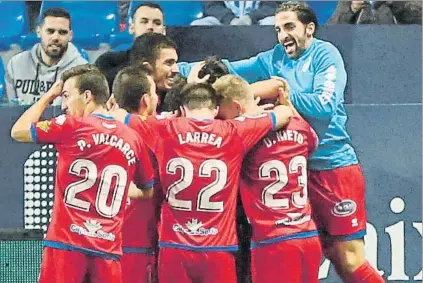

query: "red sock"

left=343, top=261, right=385, bottom=283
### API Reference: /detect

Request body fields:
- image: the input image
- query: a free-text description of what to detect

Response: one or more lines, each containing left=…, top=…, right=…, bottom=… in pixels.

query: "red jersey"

left=30, top=113, right=154, bottom=260
left=122, top=197, right=157, bottom=253
left=241, top=116, right=319, bottom=245
left=122, top=126, right=162, bottom=253
left=126, top=113, right=276, bottom=251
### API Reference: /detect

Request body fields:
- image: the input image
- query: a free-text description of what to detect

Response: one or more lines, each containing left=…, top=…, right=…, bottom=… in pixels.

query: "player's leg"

left=38, top=247, right=88, bottom=283
left=308, top=165, right=385, bottom=283
left=251, top=240, right=305, bottom=283
left=88, top=256, right=122, bottom=283
left=121, top=253, right=155, bottom=283
left=201, top=251, right=237, bottom=283
left=158, top=247, right=192, bottom=283
left=300, top=237, right=323, bottom=283
left=236, top=197, right=252, bottom=283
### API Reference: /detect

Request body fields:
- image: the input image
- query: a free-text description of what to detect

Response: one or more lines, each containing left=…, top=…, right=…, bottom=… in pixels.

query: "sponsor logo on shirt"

left=172, top=218, right=218, bottom=236
left=318, top=65, right=337, bottom=106
left=331, top=199, right=357, bottom=217
left=70, top=219, right=116, bottom=241
left=275, top=213, right=311, bottom=226
left=302, top=56, right=312, bottom=72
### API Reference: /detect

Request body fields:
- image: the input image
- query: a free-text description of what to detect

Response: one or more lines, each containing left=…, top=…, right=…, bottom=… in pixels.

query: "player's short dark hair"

left=180, top=83, right=220, bottom=111
left=132, top=2, right=164, bottom=20
left=198, top=56, right=230, bottom=85
left=162, top=74, right=187, bottom=112
left=61, top=64, right=110, bottom=106
left=40, top=8, right=72, bottom=29
left=276, top=1, right=319, bottom=35
left=130, top=33, right=177, bottom=65
left=112, top=64, right=152, bottom=113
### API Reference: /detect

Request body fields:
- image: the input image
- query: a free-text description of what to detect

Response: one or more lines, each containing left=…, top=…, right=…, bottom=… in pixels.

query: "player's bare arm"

left=251, top=76, right=301, bottom=118
left=128, top=182, right=154, bottom=199
left=250, top=77, right=289, bottom=101
left=11, top=81, right=63, bottom=143
left=186, top=61, right=210, bottom=84
left=272, top=104, right=293, bottom=130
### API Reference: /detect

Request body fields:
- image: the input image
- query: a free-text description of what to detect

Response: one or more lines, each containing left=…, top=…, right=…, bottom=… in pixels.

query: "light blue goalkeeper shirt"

left=178, top=38, right=359, bottom=171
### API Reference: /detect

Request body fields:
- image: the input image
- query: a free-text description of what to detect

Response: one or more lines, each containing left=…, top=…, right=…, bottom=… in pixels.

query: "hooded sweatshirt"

left=5, top=42, right=88, bottom=106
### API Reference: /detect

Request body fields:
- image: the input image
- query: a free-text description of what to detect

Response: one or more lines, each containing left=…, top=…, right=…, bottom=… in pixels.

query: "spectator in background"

left=95, top=2, right=166, bottom=91
left=5, top=8, right=88, bottom=106
left=328, top=1, right=422, bottom=24
left=117, top=1, right=131, bottom=30
left=25, top=1, right=42, bottom=32
left=191, top=1, right=279, bottom=26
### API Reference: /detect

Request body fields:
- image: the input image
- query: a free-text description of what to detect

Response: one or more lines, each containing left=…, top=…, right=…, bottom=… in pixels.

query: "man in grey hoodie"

left=5, top=8, right=88, bottom=106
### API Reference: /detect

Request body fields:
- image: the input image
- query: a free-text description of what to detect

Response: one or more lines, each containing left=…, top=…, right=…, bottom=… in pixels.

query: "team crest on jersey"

left=70, top=219, right=116, bottom=241
left=36, top=120, right=51, bottom=133
left=172, top=218, right=218, bottom=236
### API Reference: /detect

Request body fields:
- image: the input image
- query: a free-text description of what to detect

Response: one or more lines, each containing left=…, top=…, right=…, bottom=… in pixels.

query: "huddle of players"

left=11, top=55, right=320, bottom=283
left=11, top=2, right=390, bottom=282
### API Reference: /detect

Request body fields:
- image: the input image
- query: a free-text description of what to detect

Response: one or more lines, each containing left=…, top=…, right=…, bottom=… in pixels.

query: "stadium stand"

left=110, top=1, right=203, bottom=50
left=0, top=1, right=30, bottom=52
left=35, top=1, right=120, bottom=50
left=0, top=57, right=4, bottom=101
left=307, top=0, right=338, bottom=25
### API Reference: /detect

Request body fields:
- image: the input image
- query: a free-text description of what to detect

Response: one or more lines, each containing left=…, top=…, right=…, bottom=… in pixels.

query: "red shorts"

left=38, top=247, right=122, bottom=283
left=122, top=253, right=156, bottom=283
left=158, top=247, right=236, bottom=283
left=251, top=237, right=322, bottom=283
left=308, top=164, right=367, bottom=242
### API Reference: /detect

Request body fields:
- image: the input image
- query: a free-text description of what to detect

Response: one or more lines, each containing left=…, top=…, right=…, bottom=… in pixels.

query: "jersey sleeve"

left=177, top=47, right=275, bottom=84
left=224, top=48, right=274, bottom=83
left=133, top=140, right=155, bottom=190
left=308, top=126, right=319, bottom=155
left=125, top=114, right=155, bottom=150
left=290, top=44, right=347, bottom=121
left=230, top=112, right=276, bottom=152
left=30, top=114, right=74, bottom=144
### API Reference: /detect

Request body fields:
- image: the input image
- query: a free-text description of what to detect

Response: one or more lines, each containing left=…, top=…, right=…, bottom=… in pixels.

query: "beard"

left=43, top=42, right=67, bottom=60
left=282, top=30, right=308, bottom=59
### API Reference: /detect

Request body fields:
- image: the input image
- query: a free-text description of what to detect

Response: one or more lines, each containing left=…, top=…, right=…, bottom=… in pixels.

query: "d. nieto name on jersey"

left=263, top=130, right=304, bottom=148
left=173, top=218, right=218, bottom=236
left=70, top=219, right=116, bottom=241
left=90, top=133, right=137, bottom=165
left=178, top=132, right=223, bottom=148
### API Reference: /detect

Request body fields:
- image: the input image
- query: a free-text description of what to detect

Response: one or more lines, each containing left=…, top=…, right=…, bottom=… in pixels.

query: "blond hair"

left=212, top=74, right=253, bottom=103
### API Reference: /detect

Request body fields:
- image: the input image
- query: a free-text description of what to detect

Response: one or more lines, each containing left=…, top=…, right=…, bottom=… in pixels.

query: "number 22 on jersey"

left=166, top=157, right=228, bottom=212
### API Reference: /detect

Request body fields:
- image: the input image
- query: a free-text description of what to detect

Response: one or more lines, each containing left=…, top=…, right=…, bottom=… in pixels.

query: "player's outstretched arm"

left=289, top=46, right=347, bottom=120
left=11, top=81, right=63, bottom=143
left=128, top=182, right=153, bottom=199
left=178, top=49, right=274, bottom=84
left=250, top=77, right=289, bottom=101
left=272, top=104, right=293, bottom=130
